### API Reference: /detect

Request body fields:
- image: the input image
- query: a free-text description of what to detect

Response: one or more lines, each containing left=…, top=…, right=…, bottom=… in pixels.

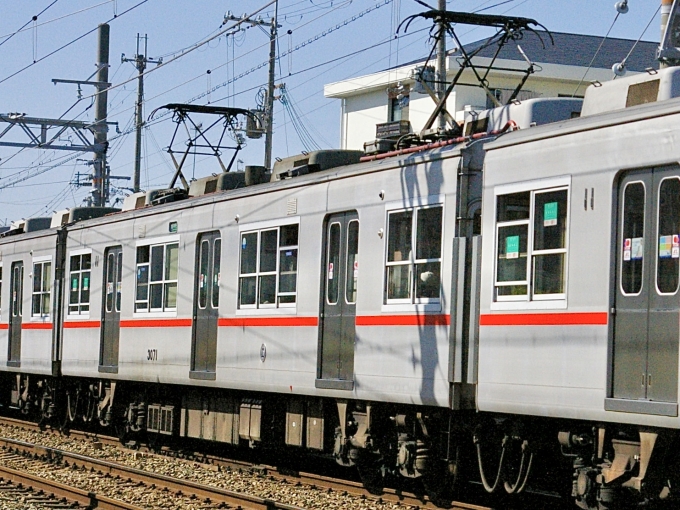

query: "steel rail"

left=0, top=416, right=491, bottom=510
left=0, top=463, right=142, bottom=510
left=0, top=436, right=304, bottom=510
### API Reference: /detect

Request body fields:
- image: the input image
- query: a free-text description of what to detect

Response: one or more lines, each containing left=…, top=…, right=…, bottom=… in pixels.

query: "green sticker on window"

left=506, top=235, right=520, bottom=259
left=544, top=202, right=558, bottom=226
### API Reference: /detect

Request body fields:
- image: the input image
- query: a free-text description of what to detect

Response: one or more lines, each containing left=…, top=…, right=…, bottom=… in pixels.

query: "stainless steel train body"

left=0, top=142, right=478, bottom=409
left=5, top=67, right=680, bottom=508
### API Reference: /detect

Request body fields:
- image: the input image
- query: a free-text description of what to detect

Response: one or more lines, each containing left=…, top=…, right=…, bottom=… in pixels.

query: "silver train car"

left=2, top=66, right=680, bottom=509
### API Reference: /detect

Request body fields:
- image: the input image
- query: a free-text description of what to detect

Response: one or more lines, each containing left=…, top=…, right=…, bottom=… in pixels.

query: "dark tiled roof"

left=461, top=31, right=658, bottom=72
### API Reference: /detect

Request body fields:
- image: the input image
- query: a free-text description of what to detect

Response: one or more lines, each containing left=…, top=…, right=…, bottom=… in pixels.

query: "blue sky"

left=0, top=0, right=664, bottom=221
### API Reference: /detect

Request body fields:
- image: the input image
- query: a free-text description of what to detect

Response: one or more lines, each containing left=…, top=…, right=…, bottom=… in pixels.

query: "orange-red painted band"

left=64, top=321, right=100, bottom=329
left=218, top=317, right=318, bottom=327
left=120, top=319, right=193, bottom=328
left=479, top=312, right=608, bottom=326
left=0, top=324, right=8, bottom=330
left=356, top=314, right=450, bottom=326
left=22, top=323, right=53, bottom=330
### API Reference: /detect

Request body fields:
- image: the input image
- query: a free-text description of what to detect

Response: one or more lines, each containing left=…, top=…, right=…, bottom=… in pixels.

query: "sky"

left=0, top=0, right=666, bottom=223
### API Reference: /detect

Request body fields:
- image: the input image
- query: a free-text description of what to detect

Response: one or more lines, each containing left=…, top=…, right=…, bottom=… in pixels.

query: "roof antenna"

left=615, top=1, right=629, bottom=14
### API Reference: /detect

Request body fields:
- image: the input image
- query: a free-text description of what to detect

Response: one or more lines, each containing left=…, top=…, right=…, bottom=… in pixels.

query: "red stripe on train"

left=120, top=319, right=193, bottom=328
left=479, top=312, right=608, bottom=326
left=22, top=323, right=53, bottom=330
left=356, top=314, right=450, bottom=326
left=218, top=317, right=318, bottom=327
left=0, top=324, right=8, bottom=330
left=64, top=321, right=100, bottom=329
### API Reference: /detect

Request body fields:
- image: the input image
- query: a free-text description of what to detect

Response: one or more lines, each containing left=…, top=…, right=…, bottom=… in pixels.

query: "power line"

left=0, top=0, right=148, bottom=87
left=0, top=0, right=61, bottom=49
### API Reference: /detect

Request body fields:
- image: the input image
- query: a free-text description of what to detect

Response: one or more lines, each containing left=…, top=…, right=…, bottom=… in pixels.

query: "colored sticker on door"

left=660, top=235, right=672, bottom=258
left=631, top=237, right=643, bottom=260
left=544, top=202, right=558, bottom=227
left=623, top=238, right=631, bottom=261
left=506, top=235, right=520, bottom=259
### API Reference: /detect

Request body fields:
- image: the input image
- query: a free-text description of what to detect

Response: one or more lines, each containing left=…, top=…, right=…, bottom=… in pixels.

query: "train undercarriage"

left=4, top=372, right=680, bottom=509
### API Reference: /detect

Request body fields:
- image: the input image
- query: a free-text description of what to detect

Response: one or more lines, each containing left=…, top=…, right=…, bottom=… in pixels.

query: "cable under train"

left=8, top=32, right=680, bottom=510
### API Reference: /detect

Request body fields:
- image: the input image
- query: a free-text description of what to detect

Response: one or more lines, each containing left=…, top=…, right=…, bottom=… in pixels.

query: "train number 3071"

left=147, top=349, right=158, bottom=361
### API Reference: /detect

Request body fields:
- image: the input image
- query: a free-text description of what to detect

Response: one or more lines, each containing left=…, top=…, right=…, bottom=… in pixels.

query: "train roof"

left=63, top=137, right=474, bottom=230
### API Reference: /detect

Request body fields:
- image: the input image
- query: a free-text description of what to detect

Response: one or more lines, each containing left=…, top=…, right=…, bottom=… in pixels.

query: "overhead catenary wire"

left=0, top=0, right=60, bottom=49
left=0, top=0, right=149, bottom=87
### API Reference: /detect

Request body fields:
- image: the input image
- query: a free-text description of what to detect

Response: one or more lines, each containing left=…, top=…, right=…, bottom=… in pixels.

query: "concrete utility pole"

left=93, top=23, right=110, bottom=206
left=264, top=3, right=279, bottom=170
left=437, top=0, right=447, bottom=130
left=224, top=4, right=280, bottom=170
left=122, top=34, right=162, bottom=192
left=662, top=0, right=673, bottom=42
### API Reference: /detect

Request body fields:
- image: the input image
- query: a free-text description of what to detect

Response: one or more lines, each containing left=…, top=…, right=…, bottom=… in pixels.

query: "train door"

left=99, top=246, right=122, bottom=372
left=318, top=211, right=359, bottom=386
left=7, top=261, right=23, bottom=365
left=191, top=232, right=220, bottom=378
left=612, top=167, right=680, bottom=405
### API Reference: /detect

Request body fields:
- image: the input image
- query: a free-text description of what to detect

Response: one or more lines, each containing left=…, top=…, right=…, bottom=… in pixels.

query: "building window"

left=495, top=187, right=569, bottom=301
left=385, top=205, right=443, bottom=303
left=69, top=253, right=91, bottom=314
left=32, top=260, right=51, bottom=317
left=135, top=242, right=179, bottom=312
left=239, top=224, right=299, bottom=308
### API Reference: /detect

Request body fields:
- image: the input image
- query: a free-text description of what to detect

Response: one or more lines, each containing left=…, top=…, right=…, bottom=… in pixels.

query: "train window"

left=385, top=205, right=443, bottom=303
left=278, top=224, right=298, bottom=305
left=32, top=260, right=51, bottom=317
left=212, top=239, right=221, bottom=308
left=68, top=253, right=91, bottom=314
left=533, top=189, right=568, bottom=296
left=327, top=222, right=341, bottom=304
left=495, top=187, right=568, bottom=301
left=656, top=177, right=680, bottom=294
left=238, top=224, right=299, bottom=309
left=346, top=220, right=359, bottom=304
left=621, top=182, right=645, bottom=295
left=198, top=240, right=209, bottom=309
left=135, top=242, right=179, bottom=312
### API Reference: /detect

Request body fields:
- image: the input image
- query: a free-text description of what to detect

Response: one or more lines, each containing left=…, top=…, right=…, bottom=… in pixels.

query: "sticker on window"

left=83, top=277, right=89, bottom=291
left=353, top=261, right=358, bottom=278
left=660, top=235, right=672, bottom=258
left=544, top=202, right=558, bottom=227
left=242, top=238, right=247, bottom=249
left=674, top=235, right=680, bottom=259
left=506, top=235, right=520, bottom=259
left=328, top=262, right=334, bottom=280
left=631, top=237, right=644, bottom=260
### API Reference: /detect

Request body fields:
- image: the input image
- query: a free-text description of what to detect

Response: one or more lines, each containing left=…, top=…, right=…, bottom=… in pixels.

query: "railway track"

left=0, top=416, right=496, bottom=509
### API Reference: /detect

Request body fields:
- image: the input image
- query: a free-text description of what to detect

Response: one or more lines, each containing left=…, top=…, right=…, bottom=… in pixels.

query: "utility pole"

left=225, top=3, right=280, bottom=170
left=122, top=34, right=162, bottom=192
left=264, top=3, right=279, bottom=170
left=92, top=23, right=110, bottom=206
left=437, top=0, right=447, bottom=130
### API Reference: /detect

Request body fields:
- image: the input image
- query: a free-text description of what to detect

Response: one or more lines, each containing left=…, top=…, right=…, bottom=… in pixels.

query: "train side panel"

left=478, top=102, right=680, bottom=428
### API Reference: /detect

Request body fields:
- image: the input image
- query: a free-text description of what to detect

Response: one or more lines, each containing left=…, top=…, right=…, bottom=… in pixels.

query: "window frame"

left=492, top=177, right=571, bottom=309
left=619, top=180, right=646, bottom=298
left=31, top=255, right=52, bottom=319
left=383, top=202, right=444, bottom=307
left=134, top=235, right=180, bottom=316
left=237, top=217, right=300, bottom=312
left=655, top=176, right=680, bottom=296
left=67, top=250, right=92, bottom=316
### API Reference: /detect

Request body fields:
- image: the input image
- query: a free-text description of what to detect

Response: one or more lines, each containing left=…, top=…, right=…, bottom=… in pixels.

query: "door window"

left=656, top=177, right=680, bottom=294
left=621, top=182, right=645, bottom=295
